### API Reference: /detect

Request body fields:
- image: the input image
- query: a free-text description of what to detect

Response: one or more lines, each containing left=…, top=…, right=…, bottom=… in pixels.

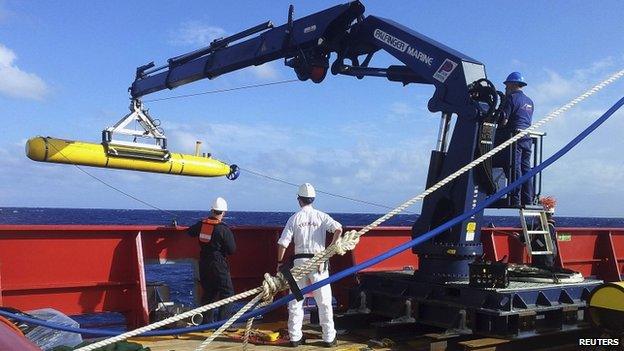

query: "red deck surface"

left=0, top=225, right=622, bottom=328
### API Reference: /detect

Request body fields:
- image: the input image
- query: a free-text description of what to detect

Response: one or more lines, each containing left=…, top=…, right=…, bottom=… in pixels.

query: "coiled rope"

left=70, top=68, right=624, bottom=351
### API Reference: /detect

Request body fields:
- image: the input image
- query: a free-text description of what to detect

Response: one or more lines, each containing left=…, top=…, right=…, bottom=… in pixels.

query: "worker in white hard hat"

left=277, top=183, right=342, bottom=348
left=187, top=196, right=236, bottom=323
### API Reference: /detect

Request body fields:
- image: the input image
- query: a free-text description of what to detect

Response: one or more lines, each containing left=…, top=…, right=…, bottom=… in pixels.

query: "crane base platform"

left=348, top=271, right=603, bottom=338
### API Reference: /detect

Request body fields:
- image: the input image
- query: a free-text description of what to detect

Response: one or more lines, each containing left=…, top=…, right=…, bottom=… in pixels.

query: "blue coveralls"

left=498, top=90, right=535, bottom=206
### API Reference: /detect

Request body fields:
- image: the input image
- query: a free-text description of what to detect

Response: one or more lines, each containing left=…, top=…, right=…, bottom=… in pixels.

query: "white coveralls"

left=277, top=204, right=341, bottom=343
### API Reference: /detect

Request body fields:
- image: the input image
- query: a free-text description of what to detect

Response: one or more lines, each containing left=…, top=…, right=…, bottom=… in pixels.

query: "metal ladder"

left=519, top=207, right=554, bottom=256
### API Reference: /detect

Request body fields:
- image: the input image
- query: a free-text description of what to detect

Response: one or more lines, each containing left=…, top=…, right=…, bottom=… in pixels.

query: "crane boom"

left=130, top=2, right=363, bottom=98
left=130, top=1, right=487, bottom=116
left=128, top=1, right=510, bottom=279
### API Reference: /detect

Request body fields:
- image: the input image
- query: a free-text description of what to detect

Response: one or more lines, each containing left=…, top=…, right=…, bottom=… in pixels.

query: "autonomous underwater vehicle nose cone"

left=25, top=136, right=238, bottom=179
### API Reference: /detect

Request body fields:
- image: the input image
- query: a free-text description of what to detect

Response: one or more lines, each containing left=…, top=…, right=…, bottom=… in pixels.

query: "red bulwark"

left=0, top=225, right=622, bottom=328
left=0, top=225, right=150, bottom=329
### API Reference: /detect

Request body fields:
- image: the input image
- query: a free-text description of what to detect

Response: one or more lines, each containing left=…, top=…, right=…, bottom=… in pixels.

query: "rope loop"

left=261, top=273, right=284, bottom=302
left=335, top=230, right=361, bottom=256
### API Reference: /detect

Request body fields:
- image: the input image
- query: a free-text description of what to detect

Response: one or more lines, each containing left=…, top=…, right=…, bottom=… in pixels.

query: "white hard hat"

left=297, top=183, right=316, bottom=198
left=211, top=197, right=228, bottom=211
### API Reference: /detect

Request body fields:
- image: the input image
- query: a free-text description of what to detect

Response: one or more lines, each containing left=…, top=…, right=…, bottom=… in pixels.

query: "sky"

left=1, top=1, right=624, bottom=216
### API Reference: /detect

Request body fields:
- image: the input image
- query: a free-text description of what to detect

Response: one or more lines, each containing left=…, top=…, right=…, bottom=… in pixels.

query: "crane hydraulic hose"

left=2, top=95, right=623, bottom=338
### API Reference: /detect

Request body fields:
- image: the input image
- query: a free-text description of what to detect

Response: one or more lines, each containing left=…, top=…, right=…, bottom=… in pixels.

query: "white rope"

left=75, top=288, right=262, bottom=351
left=193, top=294, right=263, bottom=351
left=241, top=300, right=272, bottom=350
left=77, top=68, right=624, bottom=351
left=334, top=230, right=361, bottom=256
left=242, top=309, right=256, bottom=351
left=261, top=272, right=285, bottom=301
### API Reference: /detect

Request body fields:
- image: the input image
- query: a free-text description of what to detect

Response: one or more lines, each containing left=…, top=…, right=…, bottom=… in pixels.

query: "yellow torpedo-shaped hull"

left=25, top=137, right=233, bottom=178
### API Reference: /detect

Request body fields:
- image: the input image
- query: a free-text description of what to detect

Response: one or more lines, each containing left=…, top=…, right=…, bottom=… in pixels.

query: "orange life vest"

left=199, top=218, right=221, bottom=243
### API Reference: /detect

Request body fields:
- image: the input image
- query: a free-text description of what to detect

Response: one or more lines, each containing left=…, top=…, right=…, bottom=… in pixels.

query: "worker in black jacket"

left=187, top=197, right=236, bottom=323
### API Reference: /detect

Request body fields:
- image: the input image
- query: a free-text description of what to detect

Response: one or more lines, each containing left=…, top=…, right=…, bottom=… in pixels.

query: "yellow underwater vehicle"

left=25, top=100, right=239, bottom=180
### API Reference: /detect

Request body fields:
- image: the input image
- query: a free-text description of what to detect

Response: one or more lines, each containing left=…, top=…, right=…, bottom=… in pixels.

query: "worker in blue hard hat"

left=497, top=72, right=535, bottom=206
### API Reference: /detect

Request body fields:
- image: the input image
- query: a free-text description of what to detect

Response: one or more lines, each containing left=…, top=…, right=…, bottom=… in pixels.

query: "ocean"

left=2, top=207, right=624, bottom=227
left=2, top=207, right=623, bottom=330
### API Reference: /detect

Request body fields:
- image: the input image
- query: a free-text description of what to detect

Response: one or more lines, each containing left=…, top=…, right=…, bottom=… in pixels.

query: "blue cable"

left=1, top=96, right=623, bottom=338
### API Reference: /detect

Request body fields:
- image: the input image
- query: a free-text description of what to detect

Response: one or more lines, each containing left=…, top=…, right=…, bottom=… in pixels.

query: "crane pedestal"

left=348, top=271, right=602, bottom=338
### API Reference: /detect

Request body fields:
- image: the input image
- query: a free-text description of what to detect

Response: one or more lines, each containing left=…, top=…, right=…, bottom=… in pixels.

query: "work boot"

left=289, top=337, right=306, bottom=347
left=322, top=338, right=337, bottom=348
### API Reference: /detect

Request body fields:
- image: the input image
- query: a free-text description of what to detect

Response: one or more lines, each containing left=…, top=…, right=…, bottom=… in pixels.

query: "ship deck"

left=132, top=335, right=376, bottom=351
left=128, top=320, right=592, bottom=351
left=130, top=322, right=387, bottom=351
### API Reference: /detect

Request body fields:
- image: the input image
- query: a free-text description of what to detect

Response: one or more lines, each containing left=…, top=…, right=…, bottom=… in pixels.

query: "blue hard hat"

left=504, top=72, right=527, bottom=86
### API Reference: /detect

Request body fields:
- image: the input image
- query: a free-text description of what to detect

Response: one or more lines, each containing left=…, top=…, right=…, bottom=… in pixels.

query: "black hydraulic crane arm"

left=334, top=14, right=487, bottom=114
left=130, top=2, right=364, bottom=98
left=130, top=1, right=492, bottom=116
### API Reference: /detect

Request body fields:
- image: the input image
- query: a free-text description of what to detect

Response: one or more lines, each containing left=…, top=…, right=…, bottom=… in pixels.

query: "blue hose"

left=1, top=96, right=623, bottom=337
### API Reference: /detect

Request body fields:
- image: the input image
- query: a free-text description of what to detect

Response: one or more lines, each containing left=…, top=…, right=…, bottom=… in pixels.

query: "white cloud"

left=521, top=57, right=624, bottom=216
left=168, top=121, right=293, bottom=154
left=530, top=69, right=578, bottom=106
left=0, top=43, right=48, bottom=100
left=169, top=21, right=227, bottom=47
left=160, top=118, right=429, bottom=211
left=169, top=130, right=202, bottom=154
left=389, top=102, right=414, bottom=117
left=510, top=58, right=526, bottom=69
left=529, top=56, right=617, bottom=109
left=245, top=62, right=280, bottom=80
left=572, top=57, right=615, bottom=80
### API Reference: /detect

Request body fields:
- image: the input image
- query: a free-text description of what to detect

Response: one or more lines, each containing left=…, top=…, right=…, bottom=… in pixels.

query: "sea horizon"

left=2, top=206, right=623, bottom=228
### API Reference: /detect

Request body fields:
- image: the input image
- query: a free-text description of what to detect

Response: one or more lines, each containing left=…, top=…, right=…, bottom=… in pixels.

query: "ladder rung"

left=531, top=251, right=554, bottom=255
left=526, top=230, right=550, bottom=235
left=520, top=208, right=554, bottom=257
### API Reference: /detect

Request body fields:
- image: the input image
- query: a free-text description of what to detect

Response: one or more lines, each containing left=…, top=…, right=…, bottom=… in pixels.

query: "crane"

left=32, top=1, right=597, bottom=339
left=118, top=2, right=607, bottom=338
left=129, top=0, right=506, bottom=279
